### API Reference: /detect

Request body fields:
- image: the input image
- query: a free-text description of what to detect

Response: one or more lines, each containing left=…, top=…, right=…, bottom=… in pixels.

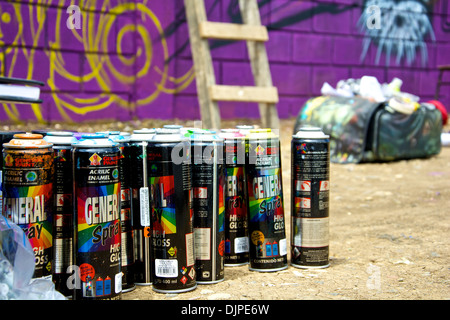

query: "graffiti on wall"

left=358, top=0, right=436, bottom=66
left=0, top=0, right=446, bottom=123
left=0, top=0, right=194, bottom=123
left=178, top=0, right=438, bottom=66
left=200, top=0, right=438, bottom=67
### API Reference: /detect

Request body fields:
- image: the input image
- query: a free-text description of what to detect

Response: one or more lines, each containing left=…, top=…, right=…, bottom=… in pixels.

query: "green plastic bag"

left=294, top=96, right=442, bottom=163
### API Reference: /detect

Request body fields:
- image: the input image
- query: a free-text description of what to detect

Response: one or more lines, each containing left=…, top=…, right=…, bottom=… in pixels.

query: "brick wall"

left=0, top=0, right=448, bottom=124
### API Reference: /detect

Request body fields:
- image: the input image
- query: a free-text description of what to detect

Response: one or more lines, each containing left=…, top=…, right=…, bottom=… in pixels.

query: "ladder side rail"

left=239, top=0, right=280, bottom=129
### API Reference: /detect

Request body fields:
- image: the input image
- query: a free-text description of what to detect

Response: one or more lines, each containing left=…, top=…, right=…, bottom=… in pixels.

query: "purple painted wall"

left=0, top=0, right=449, bottom=124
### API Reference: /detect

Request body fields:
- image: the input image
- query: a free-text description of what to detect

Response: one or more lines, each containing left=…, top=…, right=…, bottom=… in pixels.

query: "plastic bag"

left=0, top=216, right=66, bottom=300
left=359, top=76, right=386, bottom=103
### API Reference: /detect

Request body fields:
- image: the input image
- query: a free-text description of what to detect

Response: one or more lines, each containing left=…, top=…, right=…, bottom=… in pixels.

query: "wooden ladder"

left=184, top=0, right=280, bottom=130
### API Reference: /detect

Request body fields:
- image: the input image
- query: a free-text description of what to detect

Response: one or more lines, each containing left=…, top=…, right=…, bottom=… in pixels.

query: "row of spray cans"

left=0, top=131, right=124, bottom=300
left=0, top=124, right=330, bottom=298
left=129, top=124, right=332, bottom=291
left=131, top=125, right=290, bottom=295
left=131, top=126, right=233, bottom=293
left=131, top=127, right=196, bottom=293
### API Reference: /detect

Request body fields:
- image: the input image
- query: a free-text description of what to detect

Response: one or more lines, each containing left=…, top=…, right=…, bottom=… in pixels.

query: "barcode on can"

left=155, top=259, right=178, bottom=278
left=234, top=236, right=249, bottom=254
left=140, top=187, right=150, bottom=227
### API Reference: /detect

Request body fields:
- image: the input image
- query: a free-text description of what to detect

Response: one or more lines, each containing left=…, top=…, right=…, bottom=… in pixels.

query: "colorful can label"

left=72, top=134, right=122, bottom=300
left=149, top=130, right=196, bottom=293
left=220, top=129, right=249, bottom=266
left=245, top=129, right=287, bottom=271
left=291, top=127, right=330, bottom=268
left=190, top=131, right=225, bottom=283
left=2, top=133, right=54, bottom=280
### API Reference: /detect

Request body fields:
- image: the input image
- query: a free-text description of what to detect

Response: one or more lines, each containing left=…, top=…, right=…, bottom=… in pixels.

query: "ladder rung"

left=199, top=21, right=268, bottom=42
left=209, top=85, right=278, bottom=103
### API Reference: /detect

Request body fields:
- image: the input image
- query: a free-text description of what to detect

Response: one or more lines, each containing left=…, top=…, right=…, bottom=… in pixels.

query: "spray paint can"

left=43, top=131, right=77, bottom=296
left=0, top=131, right=25, bottom=216
left=2, top=133, right=54, bottom=279
left=219, top=129, right=249, bottom=266
left=128, top=128, right=155, bottom=286
left=72, top=134, right=122, bottom=300
left=291, top=127, right=330, bottom=268
left=245, top=129, right=287, bottom=272
left=149, top=128, right=196, bottom=293
left=187, top=129, right=225, bottom=284
left=107, top=132, right=136, bottom=292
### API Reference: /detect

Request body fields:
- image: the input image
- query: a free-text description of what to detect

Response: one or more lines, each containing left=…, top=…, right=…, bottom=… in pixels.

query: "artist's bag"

left=294, top=96, right=442, bottom=163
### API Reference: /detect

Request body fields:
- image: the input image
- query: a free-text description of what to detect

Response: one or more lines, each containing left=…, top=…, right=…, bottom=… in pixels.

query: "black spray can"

left=72, top=134, right=122, bottom=300
left=128, top=129, right=155, bottom=286
left=291, top=127, right=330, bottom=268
left=188, top=129, right=225, bottom=284
left=245, top=129, right=287, bottom=272
left=219, top=129, right=249, bottom=266
left=107, top=132, right=136, bottom=292
left=44, top=131, right=77, bottom=297
left=148, top=128, right=196, bottom=293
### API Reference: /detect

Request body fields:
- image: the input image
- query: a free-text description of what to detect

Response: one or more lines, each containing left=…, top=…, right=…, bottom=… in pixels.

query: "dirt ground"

left=4, top=118, right=449, bottom=301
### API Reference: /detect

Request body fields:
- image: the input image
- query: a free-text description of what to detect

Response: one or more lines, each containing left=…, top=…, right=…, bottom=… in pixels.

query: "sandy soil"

left=5, top=118, right=449, bottom=301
